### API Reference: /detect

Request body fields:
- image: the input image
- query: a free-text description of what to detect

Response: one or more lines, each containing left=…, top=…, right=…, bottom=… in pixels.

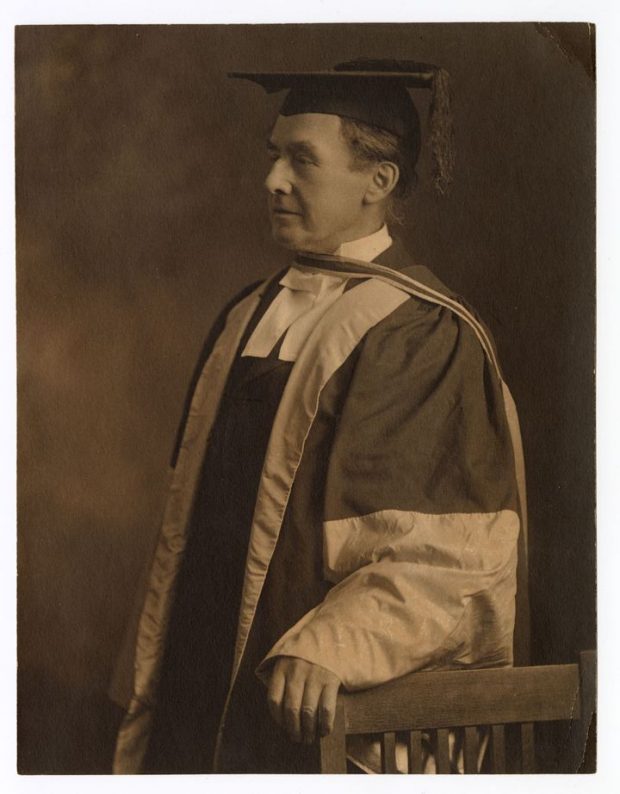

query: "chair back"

left=320, top=650, right=596, bottom=773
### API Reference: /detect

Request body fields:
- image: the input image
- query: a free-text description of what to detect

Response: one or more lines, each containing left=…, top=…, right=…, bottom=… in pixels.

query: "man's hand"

left=267, top=656, right=341, bottom=745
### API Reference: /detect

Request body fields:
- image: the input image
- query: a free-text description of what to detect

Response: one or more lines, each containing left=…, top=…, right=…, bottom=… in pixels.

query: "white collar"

left=335, top=225, right=392, bottom=262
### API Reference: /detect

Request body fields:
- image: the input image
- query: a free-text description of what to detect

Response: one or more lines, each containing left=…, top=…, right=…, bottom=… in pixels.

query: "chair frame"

left=320, top=650, right=596, bottom=773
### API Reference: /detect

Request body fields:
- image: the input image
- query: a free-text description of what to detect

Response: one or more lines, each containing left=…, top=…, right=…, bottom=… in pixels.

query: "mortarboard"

left=229, top=59, right=455, bottom=195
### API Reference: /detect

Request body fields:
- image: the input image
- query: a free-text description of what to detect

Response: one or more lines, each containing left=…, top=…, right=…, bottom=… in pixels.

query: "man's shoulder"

left=375, top=236, right=460, bottom=303
left=369, top=239, right=499, bottom=362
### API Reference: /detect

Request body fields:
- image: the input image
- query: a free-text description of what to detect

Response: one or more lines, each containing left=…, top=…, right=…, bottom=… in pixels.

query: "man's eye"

left=294, top=155, right=315, bottom=166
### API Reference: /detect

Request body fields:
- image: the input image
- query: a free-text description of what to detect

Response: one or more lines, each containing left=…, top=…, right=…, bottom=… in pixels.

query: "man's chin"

left=270, top=227, right=306, bottom=252
left=270, top=229, right=338, bottom=255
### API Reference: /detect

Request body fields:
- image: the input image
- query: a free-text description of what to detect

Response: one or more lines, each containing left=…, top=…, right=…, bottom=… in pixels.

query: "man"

left=110, top=59, right=525, bottom=774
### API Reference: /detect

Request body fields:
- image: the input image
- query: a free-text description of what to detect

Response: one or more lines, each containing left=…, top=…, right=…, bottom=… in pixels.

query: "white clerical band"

left=241, top=268, right=347, bottom=361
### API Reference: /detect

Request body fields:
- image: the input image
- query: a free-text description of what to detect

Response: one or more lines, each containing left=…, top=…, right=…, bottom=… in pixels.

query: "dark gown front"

left=142, top=278, right=332, bottom=773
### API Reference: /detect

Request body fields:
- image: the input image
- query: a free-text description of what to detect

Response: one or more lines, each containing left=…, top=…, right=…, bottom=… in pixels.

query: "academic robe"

left=110, top=239, right=526, bottom=774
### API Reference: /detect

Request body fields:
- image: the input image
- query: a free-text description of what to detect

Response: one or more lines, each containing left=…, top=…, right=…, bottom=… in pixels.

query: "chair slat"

left=463, top=726, right=478, bottom=773
left=381, top=732, right=398, bottom=773
left=491, top=724, right=506, bottom=772
left=435, top=728, right=451, bottom=773
left=520, top=722, right=535, bottom=772
left=407, top=730, right=424, bottom=773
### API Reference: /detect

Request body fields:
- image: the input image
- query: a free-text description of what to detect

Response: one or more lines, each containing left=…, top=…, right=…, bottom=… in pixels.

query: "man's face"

left=265, top=113, right=375, bottom=253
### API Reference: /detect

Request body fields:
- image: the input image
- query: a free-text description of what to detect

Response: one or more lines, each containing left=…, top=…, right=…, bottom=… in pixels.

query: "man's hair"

left=339, top=116, right=419, bottom=218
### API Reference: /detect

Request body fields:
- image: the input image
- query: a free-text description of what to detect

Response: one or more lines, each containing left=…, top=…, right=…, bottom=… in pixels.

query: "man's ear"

left=363, top=162, right=400, bottom=204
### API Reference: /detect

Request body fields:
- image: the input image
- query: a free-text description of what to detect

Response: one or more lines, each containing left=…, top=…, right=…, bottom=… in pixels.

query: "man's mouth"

left=272, top=207, right=301, bottom=216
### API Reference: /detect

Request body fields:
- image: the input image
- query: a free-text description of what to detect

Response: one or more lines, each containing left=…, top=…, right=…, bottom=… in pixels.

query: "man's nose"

left=264, top=158, right=293, bottom=195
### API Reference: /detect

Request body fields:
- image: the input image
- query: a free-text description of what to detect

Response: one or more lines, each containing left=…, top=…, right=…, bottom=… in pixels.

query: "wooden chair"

left=320, top=650, right=596, bottom=773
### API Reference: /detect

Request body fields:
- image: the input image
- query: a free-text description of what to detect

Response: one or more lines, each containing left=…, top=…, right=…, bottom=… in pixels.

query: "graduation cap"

left=229, top=59, right=455, bottom=195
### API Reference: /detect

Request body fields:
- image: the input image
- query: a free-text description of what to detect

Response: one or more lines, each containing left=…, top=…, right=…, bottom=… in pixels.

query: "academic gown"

left=112, top=239, right=526, bottom=774
left=143, top=274, right=326, bottom=772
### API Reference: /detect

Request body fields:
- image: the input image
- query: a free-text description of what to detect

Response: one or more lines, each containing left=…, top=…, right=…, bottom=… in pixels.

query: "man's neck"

left=335, top=224, right=393, bottom=263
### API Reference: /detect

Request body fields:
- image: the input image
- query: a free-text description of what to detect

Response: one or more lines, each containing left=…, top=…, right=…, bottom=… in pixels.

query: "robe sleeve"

left=258, top=297, right=521, bottom=689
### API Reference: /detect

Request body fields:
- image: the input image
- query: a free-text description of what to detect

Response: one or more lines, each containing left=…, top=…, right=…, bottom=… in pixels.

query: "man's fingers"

left=267, top=663, right=286, bottom=727
left=318, top=680, right=340, bottom=738
left=300, top=681, right=322, bottom=745
left=282, top=665, right=304, bottom=743
left=282, top=687, right=303, bottom=743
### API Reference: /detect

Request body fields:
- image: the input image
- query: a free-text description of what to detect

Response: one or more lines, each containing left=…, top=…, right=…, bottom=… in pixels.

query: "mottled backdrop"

left=16, top=23, right=595, bottom=773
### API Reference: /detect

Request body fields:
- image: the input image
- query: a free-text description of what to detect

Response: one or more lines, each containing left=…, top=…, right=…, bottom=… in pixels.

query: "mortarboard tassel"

left=429, top=67, right=455, bottom=196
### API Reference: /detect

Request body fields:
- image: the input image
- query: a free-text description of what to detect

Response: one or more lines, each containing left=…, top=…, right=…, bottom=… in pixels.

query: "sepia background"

left=16, top=23, right=595, bottom=773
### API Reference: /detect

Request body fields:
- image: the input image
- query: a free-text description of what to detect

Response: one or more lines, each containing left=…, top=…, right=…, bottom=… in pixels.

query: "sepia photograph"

left=15, top=20, right=597, bottom=777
